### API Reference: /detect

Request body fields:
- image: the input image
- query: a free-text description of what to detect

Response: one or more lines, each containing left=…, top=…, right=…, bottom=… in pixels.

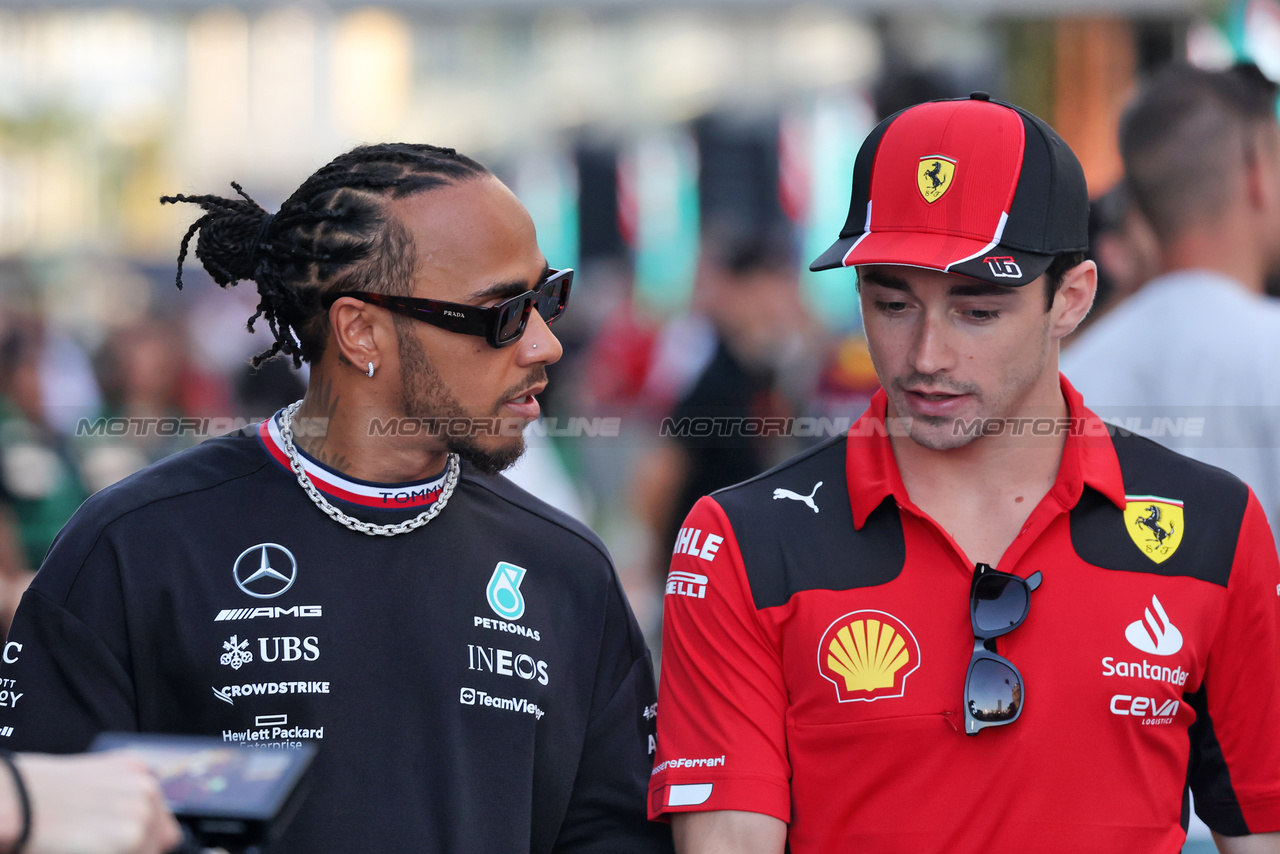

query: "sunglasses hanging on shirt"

left=965, top=564, right=1042, bottom=735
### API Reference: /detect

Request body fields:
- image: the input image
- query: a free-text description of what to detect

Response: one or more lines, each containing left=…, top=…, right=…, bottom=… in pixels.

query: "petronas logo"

left=486, top=562, right=528, bottom=621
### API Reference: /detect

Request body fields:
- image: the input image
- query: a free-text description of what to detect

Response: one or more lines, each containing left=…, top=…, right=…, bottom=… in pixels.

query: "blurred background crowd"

left=1, top=0, right=1277, bottom=701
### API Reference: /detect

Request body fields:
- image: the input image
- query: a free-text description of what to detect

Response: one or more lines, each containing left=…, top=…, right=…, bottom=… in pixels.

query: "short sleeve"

left=0, top=511, right=138, bottom=754
left=1189, top=490, right=1280, bottom=833
left=648, top=496, right=790, bottom=823
left=554, top=653, right=672, bottom=853
left=0, top=587, right=136, bottom=753
left=553, top=571, right=673, bottom=853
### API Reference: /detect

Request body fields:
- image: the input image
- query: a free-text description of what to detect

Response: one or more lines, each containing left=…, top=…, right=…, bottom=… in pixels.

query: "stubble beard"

left=891, top=338, right=1051, bottom=452
left=886, top=373, right=984, bottom=452
left=397, top=329, right=526, bottom=476
left=901, top=406, right=978, bottom=452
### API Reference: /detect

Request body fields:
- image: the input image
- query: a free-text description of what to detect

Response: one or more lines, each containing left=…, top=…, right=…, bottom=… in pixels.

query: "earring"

left=366, top=362, right=375, bottom=378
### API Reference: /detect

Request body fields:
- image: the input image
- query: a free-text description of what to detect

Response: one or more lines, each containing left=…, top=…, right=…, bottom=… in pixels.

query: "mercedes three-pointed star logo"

left=232, top=543, right=298, bottom=599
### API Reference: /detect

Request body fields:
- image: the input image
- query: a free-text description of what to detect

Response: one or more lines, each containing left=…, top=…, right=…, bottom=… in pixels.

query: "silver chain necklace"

left=278, top=399, right=460, bottom=537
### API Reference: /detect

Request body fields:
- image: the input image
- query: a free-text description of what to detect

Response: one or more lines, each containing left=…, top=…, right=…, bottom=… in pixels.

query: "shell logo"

left=817, top=610, right=920, bottom=703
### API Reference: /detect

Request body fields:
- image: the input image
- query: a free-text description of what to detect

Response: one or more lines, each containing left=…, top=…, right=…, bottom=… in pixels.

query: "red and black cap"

left=810, top=93, right=1088, bottom=286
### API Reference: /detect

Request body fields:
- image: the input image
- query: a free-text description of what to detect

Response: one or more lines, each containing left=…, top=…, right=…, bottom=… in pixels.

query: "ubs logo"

left=233, top=544, right=298, bottom=600
left=259, top=636, right=320, bottom=663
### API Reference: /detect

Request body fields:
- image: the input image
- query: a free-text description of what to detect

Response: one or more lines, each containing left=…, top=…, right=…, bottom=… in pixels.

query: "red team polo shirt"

left=650, top=378, right=1280, bottom=852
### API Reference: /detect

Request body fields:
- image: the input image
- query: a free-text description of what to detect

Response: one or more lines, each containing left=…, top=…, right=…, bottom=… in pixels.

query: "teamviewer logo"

left=460, top=688, right=476, bottom=705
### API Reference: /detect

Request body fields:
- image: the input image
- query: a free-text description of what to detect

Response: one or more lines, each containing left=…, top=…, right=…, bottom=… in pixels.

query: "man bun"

left=160, top=182, right=274, bottom=288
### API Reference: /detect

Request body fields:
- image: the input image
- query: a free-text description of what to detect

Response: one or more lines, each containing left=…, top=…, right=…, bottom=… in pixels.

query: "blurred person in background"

left=0, top=320, right=89, bottom=631
left=0, top=506, right=24, bottom=630
left=77, top=317, right=233, bottom=494
left=630, top=227, right=811, bottom=628
left=0, top=750, right=182, bottom=854
left=95, top=319, right=213, bottom=427
left=1063, top=63, right=1280, bottom=545
left=577, top=261, right=662, bottom=417
left=0, top=143, right=671, bottom=853
left=1069, top=183, right=1160, bottom=338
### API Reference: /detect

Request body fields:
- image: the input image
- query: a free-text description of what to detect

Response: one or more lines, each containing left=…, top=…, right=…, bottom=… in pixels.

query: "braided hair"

left=161, top=143, right=489, bottom=367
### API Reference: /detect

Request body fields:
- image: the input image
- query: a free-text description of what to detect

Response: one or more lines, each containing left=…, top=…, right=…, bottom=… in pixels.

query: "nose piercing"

left=532, top=344, right=537, bottom=350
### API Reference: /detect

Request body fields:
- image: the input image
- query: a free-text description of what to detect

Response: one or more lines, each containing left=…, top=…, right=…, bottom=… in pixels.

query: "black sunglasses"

left=965, top=564, right=1042, bottom=736
left=325, top=268, right=573, bottom=349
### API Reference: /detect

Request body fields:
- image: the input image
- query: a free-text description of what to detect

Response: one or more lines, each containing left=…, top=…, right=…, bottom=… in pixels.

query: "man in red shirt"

left=649, top=94, right=1280, bottom=853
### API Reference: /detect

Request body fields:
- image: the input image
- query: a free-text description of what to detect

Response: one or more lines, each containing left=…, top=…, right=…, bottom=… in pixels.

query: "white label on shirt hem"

left=668, top=783, right=713, bottom=807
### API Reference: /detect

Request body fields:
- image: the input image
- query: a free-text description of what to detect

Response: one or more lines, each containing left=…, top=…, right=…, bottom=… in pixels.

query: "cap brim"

left=809, top=236, right=860, bottom=272
left=809, top=230, right=1054, bottom=287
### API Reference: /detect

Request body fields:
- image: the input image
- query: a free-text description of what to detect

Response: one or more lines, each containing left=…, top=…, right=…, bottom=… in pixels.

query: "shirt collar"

left=258, top=412, right=449, bottom=510
left=845, top=374, right=1126, bottom=530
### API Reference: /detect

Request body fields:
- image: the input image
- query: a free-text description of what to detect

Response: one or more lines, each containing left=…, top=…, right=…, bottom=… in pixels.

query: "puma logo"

left=773, top=481, right=822, bottom=514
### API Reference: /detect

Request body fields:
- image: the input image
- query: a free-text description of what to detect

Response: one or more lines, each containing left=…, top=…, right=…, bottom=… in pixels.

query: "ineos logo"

left=233, top=544, right=298, bottom=600
left=467, top=644, right=549, bottom=685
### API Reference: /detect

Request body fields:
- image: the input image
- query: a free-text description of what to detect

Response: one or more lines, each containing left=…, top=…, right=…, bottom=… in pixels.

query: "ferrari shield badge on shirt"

left=487, top=562, right=528, bottom=621
left=1123, top=496, right=1184, bottom=564
left=917, top=155, right=955, bottom=204
left=818, top=610, right=921, bottom=702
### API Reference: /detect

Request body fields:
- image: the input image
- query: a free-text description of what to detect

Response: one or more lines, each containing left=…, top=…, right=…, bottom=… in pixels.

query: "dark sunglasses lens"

left=972, top=574, right=1028, bottom=634
left=967, top=658, right=1022, bottom=723
left=497, top=300, right=530, bottom=344
left=534, top=275, right=569, bottom=323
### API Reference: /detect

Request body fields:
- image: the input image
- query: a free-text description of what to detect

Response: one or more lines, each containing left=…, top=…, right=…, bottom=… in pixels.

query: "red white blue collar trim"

left=259, top=415, right=448, bottom=510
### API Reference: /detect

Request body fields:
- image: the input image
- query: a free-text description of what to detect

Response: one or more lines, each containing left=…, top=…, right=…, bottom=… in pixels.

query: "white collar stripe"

left=260, top=417, right=447, bottom=508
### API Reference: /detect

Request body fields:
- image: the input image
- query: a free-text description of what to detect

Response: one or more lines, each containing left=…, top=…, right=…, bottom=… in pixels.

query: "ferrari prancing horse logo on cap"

left=917, top=155, right=956, bottom=204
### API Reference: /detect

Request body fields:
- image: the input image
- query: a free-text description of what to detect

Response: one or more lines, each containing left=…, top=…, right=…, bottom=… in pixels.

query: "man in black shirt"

left=0, top=144, right=671, bottom=853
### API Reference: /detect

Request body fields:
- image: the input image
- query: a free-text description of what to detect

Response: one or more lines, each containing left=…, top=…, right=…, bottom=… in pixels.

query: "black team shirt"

left=0, top=416, right=671, bottom=854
